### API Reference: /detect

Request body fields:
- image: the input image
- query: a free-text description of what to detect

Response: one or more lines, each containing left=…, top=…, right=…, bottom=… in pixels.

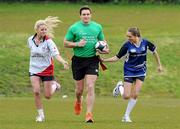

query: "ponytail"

left=34, top=16, right=61, bottom=38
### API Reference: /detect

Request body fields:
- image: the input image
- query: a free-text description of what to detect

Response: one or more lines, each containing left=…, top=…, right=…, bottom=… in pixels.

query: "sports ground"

left=0, top=3, right=180, bottom=129
left=0, top=97, right=180, bottom=129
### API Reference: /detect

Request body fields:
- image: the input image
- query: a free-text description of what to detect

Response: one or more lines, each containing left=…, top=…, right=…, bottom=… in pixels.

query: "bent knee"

left=33, top=90, right=40, bottom=96
left=44, top=94, right=51, bottom=99
left=76, top=88, right=83, bottom=95
left=123, top=95, right=131, bottom=100
left=87, top=86, right=94, bottom=94
left=44, top=92, right=52, bottom=99
left=131, top=94, right=138, bottom=99
left=87, top=86, right=94, bottom=91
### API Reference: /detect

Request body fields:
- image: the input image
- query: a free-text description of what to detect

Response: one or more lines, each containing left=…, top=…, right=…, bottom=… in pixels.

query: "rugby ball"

left=95, top=41, right=107, bottom=51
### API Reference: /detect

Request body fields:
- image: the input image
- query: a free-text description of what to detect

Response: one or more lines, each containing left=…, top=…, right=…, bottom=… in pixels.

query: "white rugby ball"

left=95, top=41, right=107, bottom=51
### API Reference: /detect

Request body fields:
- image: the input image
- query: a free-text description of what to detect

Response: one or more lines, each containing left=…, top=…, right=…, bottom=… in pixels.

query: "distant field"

left=0, top=3, right=179, bottom=97
left=0, top=97, right=180, bottom=129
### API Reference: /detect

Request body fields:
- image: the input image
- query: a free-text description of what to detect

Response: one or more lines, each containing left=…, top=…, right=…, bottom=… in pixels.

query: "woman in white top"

left=27, top=16, right=69, bottom=122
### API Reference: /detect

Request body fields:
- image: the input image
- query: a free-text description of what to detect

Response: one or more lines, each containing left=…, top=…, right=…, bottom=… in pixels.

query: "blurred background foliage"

left=0, top=0, right=180, bottom=4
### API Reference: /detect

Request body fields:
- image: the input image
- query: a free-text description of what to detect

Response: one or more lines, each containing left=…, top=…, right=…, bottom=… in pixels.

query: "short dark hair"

left=128, top=27, right=141, bottom=37
left=79, top=6, right=92, bottom=15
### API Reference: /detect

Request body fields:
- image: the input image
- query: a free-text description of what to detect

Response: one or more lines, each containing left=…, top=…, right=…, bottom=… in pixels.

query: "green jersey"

left=65, top=21, right=105, bottom=57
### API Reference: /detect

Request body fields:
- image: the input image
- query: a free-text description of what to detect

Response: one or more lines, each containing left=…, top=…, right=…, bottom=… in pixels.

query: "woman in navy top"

left=102, top=27, right=163, bottom=122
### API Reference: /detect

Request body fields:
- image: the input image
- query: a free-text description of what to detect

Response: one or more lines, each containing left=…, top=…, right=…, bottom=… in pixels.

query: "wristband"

left=75, top=42, right=79, bottom=47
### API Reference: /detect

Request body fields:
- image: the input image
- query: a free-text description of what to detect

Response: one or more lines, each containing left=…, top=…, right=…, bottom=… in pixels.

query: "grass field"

left=0, top=97, right=180, bottom=129
left=0, top=3, right=180, bottom=97
left=0, top=3, right=180, bottom=128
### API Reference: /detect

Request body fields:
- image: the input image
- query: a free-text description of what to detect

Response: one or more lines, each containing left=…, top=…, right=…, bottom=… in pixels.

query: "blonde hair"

left=34, top=16, right=61, bottom=38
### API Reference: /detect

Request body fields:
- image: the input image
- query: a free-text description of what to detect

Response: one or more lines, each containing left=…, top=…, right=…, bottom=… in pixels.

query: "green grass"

left=0, top=97, right=180, bottom=129
left=0, top=3, right=180, bottom=129
left=0, top=3, right=180, bottom=97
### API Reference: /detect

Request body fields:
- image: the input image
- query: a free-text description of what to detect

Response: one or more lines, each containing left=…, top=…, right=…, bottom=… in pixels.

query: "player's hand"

left=63, top=61, right=69, bottom=70
left=102, top=48, right=110, bottom=54
left=96, top=49, right=109, bottom=54
left=77, top=39, right=86, bottom=47
left=98, top=57, right=104, bottom=62
left=102, top=41, right=109, bottom=54
left=157, top=65, right=163, bottom=73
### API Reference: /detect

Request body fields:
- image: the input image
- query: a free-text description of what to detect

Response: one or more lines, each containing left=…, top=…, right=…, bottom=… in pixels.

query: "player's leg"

left=43, top=76, right=56, bottom=99
left=85, top=74, right=97, bottom=122
left=74, top=79, right=84, bottom=115
left=123, top=81, right=133, bottom=100
left=122, top=78, right=134, bottom=122
left=30, top=75, right=45, bottom=122
left=85, top=75, right=97, bottom=113
left=131, top=78, right=143, bottom=99
left=84, top=56, right=99, bottom=122
left=75, top=79, right=84, bottom=102
left=71, top=56, right=85, bottom=115
left=123, top=77, right=144, bottom=122
left=43, top=81, right=54, bottom=99
left=126, top=77, right=144, bottom=117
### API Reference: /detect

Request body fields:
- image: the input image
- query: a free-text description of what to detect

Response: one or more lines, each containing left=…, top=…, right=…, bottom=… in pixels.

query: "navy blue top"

left=116, top=39, right=156, bottom=77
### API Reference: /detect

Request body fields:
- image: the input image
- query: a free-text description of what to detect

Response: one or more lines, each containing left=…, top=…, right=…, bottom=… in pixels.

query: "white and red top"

left=27, top=34, right=59, bottom=76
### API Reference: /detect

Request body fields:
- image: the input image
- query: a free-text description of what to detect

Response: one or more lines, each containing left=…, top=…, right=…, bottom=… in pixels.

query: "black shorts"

left=72, top=56, right=100, bottom=80
left=29, top=73, right=54, bottom=82
left=124, top=76, right=145, bottom=83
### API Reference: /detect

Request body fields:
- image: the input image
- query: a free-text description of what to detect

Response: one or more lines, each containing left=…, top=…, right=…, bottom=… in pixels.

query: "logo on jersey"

left=141, top=46, right=145, bottom=51
left=42, top=46, right=47, bottom=51
left=130, top=49, right=136, bottom=53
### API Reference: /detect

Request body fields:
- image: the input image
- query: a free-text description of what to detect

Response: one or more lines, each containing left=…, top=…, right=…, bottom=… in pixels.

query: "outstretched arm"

left=55, top=55, right=69, bottom=70
left=102, top=42, right=127, bottom=62
left=102, top=56, right=120, bottom=62
left=153, top=50, right=163, bottom=73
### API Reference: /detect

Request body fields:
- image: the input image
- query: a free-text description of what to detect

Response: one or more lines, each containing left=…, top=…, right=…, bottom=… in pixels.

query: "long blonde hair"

left=34, top=16, right=61, bottom=38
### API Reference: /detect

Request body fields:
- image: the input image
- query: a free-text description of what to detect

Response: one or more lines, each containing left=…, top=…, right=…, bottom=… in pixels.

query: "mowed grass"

left=0, top=3, right=180, bottom=129
left=0, top=97, right=180, bottom=129
left=0, top=3, right=180, bottom=96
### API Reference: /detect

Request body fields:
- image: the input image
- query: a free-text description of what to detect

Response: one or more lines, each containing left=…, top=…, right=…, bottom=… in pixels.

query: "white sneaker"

left=55, top=82, right=61, bottom=91
left=36, top=115, right=45, bottom=122
left=51, top=81, right=61, bottom=94
left=122, top=116, right=132, bottom=123
left=113, top=81, right=124, bottom=97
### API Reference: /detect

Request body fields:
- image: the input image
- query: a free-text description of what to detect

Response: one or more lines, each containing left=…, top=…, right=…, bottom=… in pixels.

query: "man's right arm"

left=64, top=26, right=77, bottom=48
left=63, top=39, right=78, bottom=48
left=64, top=39, right=86, bottom=48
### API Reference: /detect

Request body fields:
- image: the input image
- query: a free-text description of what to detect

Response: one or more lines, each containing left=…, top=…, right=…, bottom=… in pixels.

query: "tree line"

left=1, top=0, right=180, bottom=4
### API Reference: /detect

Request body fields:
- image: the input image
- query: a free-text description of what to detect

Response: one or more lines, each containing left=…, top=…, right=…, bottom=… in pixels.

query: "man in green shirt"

left=64, top=6, right=109, bottom=123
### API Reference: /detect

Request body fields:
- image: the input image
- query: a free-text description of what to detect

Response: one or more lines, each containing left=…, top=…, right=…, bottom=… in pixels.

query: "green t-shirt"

left=65, top=21, right=105, bottom=57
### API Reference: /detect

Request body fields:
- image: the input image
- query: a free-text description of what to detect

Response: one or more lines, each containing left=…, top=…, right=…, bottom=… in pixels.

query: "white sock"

left=125, top=98, right=137, bottom=117
left=37, top=109, right=44, bottom=117
left=119, top=85, right=124, bottom=96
